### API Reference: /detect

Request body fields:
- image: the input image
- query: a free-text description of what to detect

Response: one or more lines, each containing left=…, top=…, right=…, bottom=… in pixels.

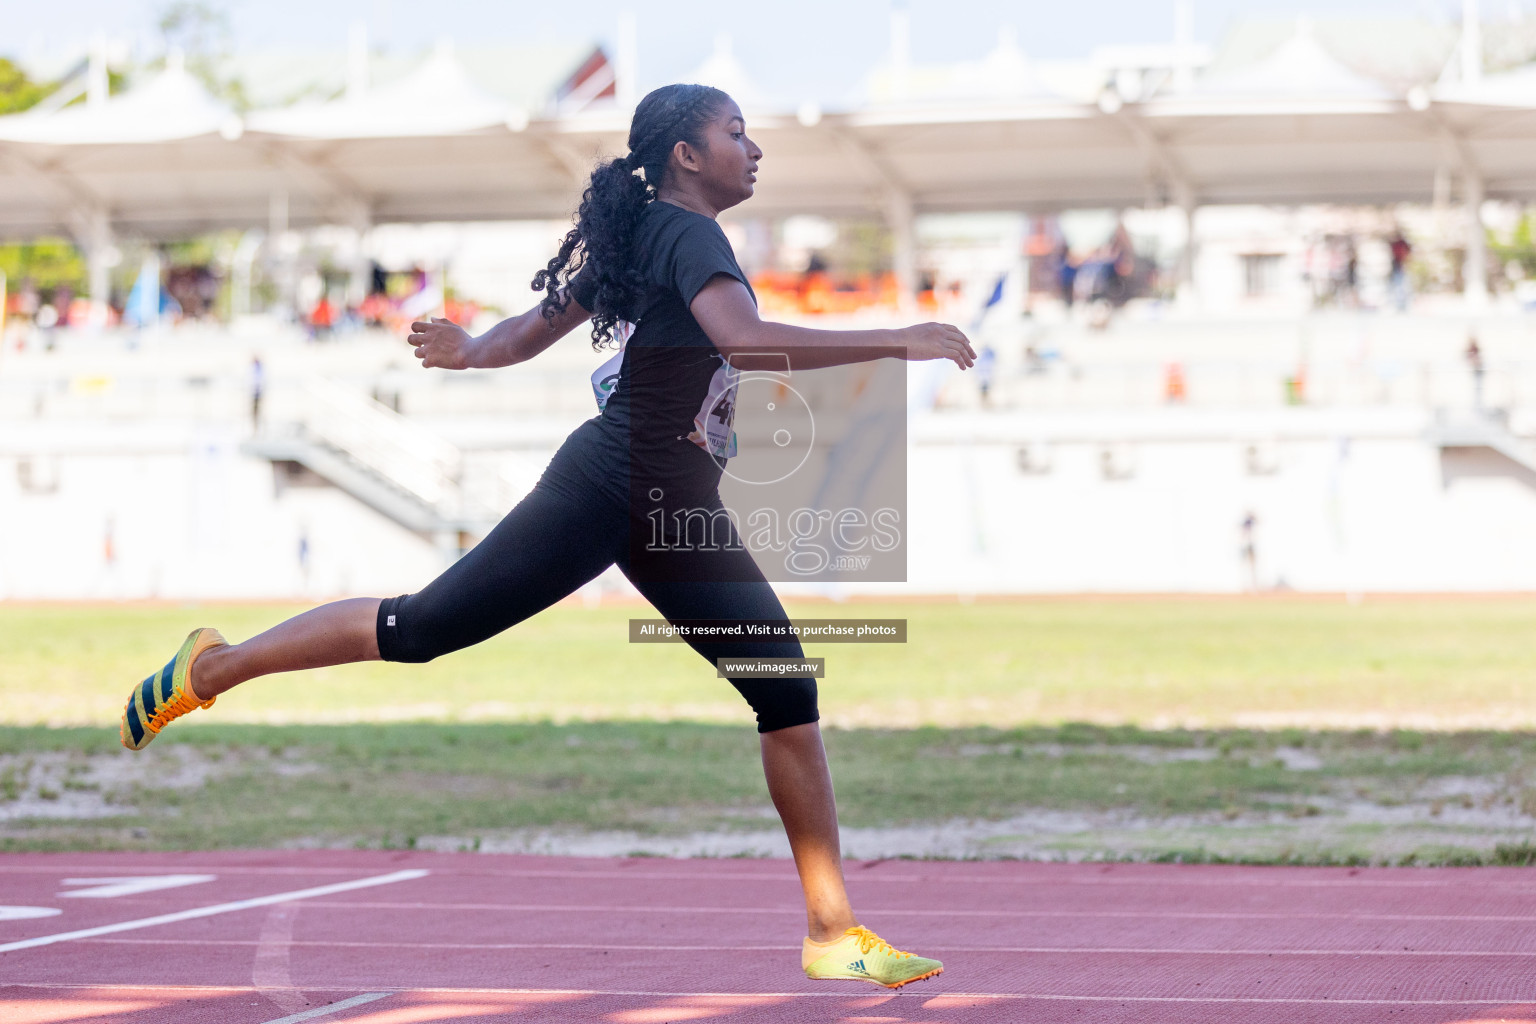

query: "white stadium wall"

left=4, top=412, right=1536, bottom=600
left=903, top=422, right=1536, bottom=594
left=0, top=427, right=443, bottom=601
left=4, top=305, right=1533, bottom=600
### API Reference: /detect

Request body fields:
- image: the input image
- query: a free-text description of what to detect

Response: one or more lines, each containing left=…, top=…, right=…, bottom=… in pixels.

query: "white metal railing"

left=298, top=377, right=463, bottom=509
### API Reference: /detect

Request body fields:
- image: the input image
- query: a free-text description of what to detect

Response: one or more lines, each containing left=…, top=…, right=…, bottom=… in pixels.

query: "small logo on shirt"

left=386, top=615, right=397, bottom=627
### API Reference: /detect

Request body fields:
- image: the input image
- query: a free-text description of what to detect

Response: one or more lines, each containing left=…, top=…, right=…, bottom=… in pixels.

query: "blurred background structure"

left=4, top=0, right=1536, bottom=598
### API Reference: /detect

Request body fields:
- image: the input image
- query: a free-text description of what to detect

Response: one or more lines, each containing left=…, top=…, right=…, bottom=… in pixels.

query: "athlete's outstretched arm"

left=407, top=292, right=591, bottom=370
left=690, top=274, right=975, bottom=371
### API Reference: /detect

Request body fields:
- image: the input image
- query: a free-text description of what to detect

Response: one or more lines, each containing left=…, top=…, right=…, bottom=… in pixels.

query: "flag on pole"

left=971, top=273, right=1007, bottom=331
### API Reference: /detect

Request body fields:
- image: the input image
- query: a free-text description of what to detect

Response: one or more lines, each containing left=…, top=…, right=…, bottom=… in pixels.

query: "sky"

left=9, top=0, right=1535, bottom=102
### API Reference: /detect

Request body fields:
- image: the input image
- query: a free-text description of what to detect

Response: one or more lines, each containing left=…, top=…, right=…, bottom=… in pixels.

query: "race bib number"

left=591, top=322, right=738, bottom=459
left=689, top=358, right=739, bottom=459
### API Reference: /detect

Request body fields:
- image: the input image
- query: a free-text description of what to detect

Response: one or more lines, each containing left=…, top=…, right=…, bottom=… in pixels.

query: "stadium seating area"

left=2, top=307, right=1534, bottom=599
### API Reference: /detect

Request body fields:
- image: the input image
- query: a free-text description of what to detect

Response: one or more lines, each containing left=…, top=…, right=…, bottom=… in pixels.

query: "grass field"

left=3, top=598, right=1535, bottom=864
left=9, top=598, right=1536, bottom=730
left=4, top=721, right=1536, bottom=865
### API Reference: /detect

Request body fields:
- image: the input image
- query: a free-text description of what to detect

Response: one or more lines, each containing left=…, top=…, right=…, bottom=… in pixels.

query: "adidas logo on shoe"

left=804, top=927, right=943, bottom=989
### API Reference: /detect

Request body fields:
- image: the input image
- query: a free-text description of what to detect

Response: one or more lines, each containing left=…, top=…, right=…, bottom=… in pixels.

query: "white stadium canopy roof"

left=2, top=22, right=1536, bottom=244
left=245, top=45, right=514, bottom=139
left=0, top=59, right=240, bottom=145
left=1186, top=22, right=1395, bottom=101
left=0, top=57, right=280, bottom=238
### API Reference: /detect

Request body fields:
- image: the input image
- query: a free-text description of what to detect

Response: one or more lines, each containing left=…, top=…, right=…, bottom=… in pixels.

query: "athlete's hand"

left=898, top=322, right=975, bottom=369
left=408, top=318, right=478, bottom=370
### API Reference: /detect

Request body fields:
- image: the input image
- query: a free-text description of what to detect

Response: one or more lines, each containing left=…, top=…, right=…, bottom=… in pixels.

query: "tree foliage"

left=1489, top=211, right=1536, bottom=279
left=0, top=57, right=52, bottom=115
left=156, top=1, right=248, bottom=108
left=0, top=239, right=88, bottom=292
left=157, top=1, right=231, bottom=57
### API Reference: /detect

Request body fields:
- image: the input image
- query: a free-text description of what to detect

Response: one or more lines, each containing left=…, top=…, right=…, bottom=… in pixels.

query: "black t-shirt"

left=564, top=201, right=754, bottom=507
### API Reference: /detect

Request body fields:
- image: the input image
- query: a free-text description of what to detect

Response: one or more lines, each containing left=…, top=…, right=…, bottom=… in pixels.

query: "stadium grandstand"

left=2, top=7, right=1536, bottom=599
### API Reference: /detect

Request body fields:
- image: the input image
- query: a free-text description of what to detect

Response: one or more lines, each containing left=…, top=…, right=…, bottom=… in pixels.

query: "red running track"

left=1, top=850, right=1534, bottom=1023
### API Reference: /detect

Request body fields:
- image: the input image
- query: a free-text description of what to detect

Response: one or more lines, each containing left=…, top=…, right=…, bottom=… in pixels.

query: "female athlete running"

left=121, top=83, right=974, bottom=988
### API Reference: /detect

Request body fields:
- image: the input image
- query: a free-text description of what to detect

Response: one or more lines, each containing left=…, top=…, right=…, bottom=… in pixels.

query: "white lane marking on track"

left=70, top=937, right=1536, bottom=957
left=0, top=865, right=393, bottom=876
left=5, top=983, right=1529, bottom=1008
left=0, top=906, right=61, bottom=921
left=59, top=874, right=216, bottom=899
left=7, top=862, right=1536, bottom=892
left=303, top=900, right=1536, bottom=923
left=0, top=870, right=429, bottom=954
left=257, top=992, right=391, bottom=1024
left=379, top=869, right=1536, bottom=891
left=253, top=902, right=307, bottom=1014
left=274, top=986, right=1536, bottom=1008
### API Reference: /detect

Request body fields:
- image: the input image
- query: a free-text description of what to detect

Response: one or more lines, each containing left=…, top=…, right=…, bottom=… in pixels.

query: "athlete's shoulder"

left=645, top=199, right=716, bottom=223
left=640, top=203, right=735, bottom=280
left=645, top=200, right=728, bottom=239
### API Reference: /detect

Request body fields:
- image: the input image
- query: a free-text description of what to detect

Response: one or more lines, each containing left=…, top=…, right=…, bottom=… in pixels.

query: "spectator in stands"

left=1388, top=230, right=1412, bottom=312
left=14, top=276, right=39, bottom=321
left=1465, top=335, right=1485, bottom=410
left=916, top=270, right=936, bottom=309
left=1164, top=362, right=1187, bottom=403
left=1326, top=237, right=1350, bottom=307
left=309, top=295, right=335, bottom=340
left=1104, top=221, right=1135, bottom=306
left=975, top=345, right=996, bottom=406
left=249, top=356, right=265, bottom=430
left=52, top=285, right=73, bottom=327
left=1344, top=240, right=1359, bottom=309
left=359, top=290, right=390, bottom=328
left=1055, top=240, right=1077, bottom=309
left=1240, top=511, right=1258, bottom=592
left=297, top=528, right=311, bottom=594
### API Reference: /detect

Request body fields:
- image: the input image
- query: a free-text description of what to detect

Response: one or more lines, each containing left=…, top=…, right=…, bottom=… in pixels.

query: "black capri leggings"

left=375, top=433, right=818, bottom=733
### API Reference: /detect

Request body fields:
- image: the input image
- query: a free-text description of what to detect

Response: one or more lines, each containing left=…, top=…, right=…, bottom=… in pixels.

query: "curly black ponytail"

left=532, top=83, right=732, bottom=348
